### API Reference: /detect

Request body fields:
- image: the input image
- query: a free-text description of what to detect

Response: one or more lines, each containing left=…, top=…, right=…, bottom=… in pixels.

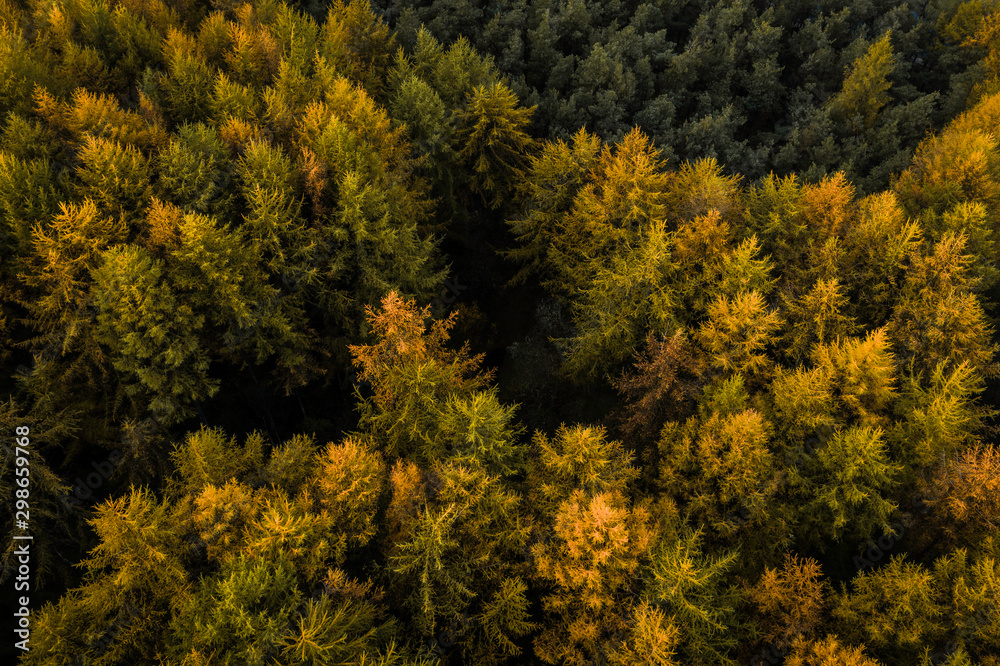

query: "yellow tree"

left=749, top=554, right=828, bottom=647
left=506, top=128, right=602, bottom=286
left=657, top=375, right=784, bottom=555
left=348, top=291, right=493, bottom=463
left=780, top=278, right=859, bottom=363
left=888, top=233, right=998, bottom=381
left=532, top=490, right=655, bottom=665
left=527, top=425, right=653, bottom=665
left=518, top=127, right=671, bottom=302
left=785, top=635, right=884, bottom=666
left=839, top=190, right=922, bottom=327
left=695, top=290, right=782, bottom=383
left=831, top=32, right=895, bottom=132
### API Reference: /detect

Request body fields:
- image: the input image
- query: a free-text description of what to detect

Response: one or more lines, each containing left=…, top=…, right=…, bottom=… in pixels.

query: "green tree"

left=641, top=527, right=746, bottom=665
left=454, top=81, right=537, bottom=209
left=797, top=424, right=899, bottom=546
left=388, top=458, right=531, bottom=662
left=91, top=244, right=218, bottom=425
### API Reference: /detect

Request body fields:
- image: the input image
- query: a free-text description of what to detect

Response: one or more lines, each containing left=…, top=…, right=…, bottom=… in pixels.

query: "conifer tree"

left=641, top=527, right=746, bottom=665
left=749, top=554, right=827, bottom=647
left=839, top=190, right=921, bottom=327
left=387, top=458, right=531, bottom=662
left=888, top=233, right=998, bottom=381
left=893, top=361, right=990, bottom=472
left=506, top=127, right=602, bottom=287
left=168, top=426, right=265, bottom=496
left=92, top=244, right=217, bottom=425
left=453, top=81, right=537, bottom=210
left=606, top=601, right=681, bottom=666
left=917, top=444, right=1000, bottom=548
left=695, top=290, right=782, bottom=383
left=531, top=489, right=654, bottom=665
left=833, top=556, right=945, bottom=663
left=155, top=121, right=235, bottom=218
left=657, top=375, right=784, bottom=553
left=785, top=635, right=884, bottom=666
left=780, top=278, right=859, bottom=364
left=797, top=424, right=899, bottom=546
left=831, top=32, right=895, bottom=132
left=349, top=290, right=492, bottom=462
left=611, top=330, right=698, bottom=448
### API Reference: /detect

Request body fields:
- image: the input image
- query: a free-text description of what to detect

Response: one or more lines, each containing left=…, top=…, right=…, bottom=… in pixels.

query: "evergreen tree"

left=91, top=244, right=217, bottom=425
left=830, top=32, right=896, bottom=132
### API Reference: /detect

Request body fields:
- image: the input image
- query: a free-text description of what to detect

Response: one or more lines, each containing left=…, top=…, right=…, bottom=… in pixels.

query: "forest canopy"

left=1, top=0, right=1000, bottom=665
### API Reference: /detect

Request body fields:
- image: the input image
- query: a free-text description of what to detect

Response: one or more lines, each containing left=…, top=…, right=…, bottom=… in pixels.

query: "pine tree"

left=525, top=127, right=670, bottom=302
left=307, top=435, right=386, bottom=564
left=888, top=233, right=998, bottom=381
left=155, top=121, right=235, bottom=218
left=832, top=556, right=945, bottom=662
left=293, top=81, right=445, bottom=334
left=168, top=554, right=302, bottom=665
left=611, top=331, right=698, bottom=447
left=831, top=32, right=895, bottom=132
left=453, top=81, right=537, bottom=209
left=505, top=127, right=602, bottom=287
left=749, top=554, right=827, bottom=646
left=0, top=149, right=60, bottom=266
left=799, top=424, right=899, bottom=546
left=809, top=328, right=898, bottom=429
left=388, top=458, right=530, bottom=660
left=839, top=190, right=921, bottom=327
left=161, top=199, right=312, bottom=386
left=161, top=25, right=216, bottom=123
left=526, top=424, right=639, bottom=517
left=641, top=527, right=745, bottom=665
left=349, top=291, right=492, bottom=462
left=665, top=157, right=743, bottom=226
left=893, top=361, right=990, bottom=471
left=780, top=278, right=859, bottom=364
left=606, top=601, right=681, bottom=666
left=71, top=133, right=152, bottom=227
left=321, top=0, right=397, bottom=98
left=657, top=375, right=783, bottom=552
left=917, top=445, right=1000, bottom=548
left=168, top=426, right=265, bottom=496
left=893, top=96, right=1000, bottom=232
left=91, top=244, right=218, bottom=425
left=531, top=489, right=654, bottom=665
left=695, top=290, right=782, bottom=382
left=25, top=487, right=187, bottom=664
left=0, top=398, right=77, bottom=591
left=785, top=635, right=884, bottom=666
left=559, top=215, right=676, bottom=380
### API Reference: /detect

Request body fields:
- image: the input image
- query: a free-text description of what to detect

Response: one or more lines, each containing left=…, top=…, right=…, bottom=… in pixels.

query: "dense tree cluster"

left=2, top=0, right=1000, bottom=665
left=371, top=0, right=993, bottom=193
